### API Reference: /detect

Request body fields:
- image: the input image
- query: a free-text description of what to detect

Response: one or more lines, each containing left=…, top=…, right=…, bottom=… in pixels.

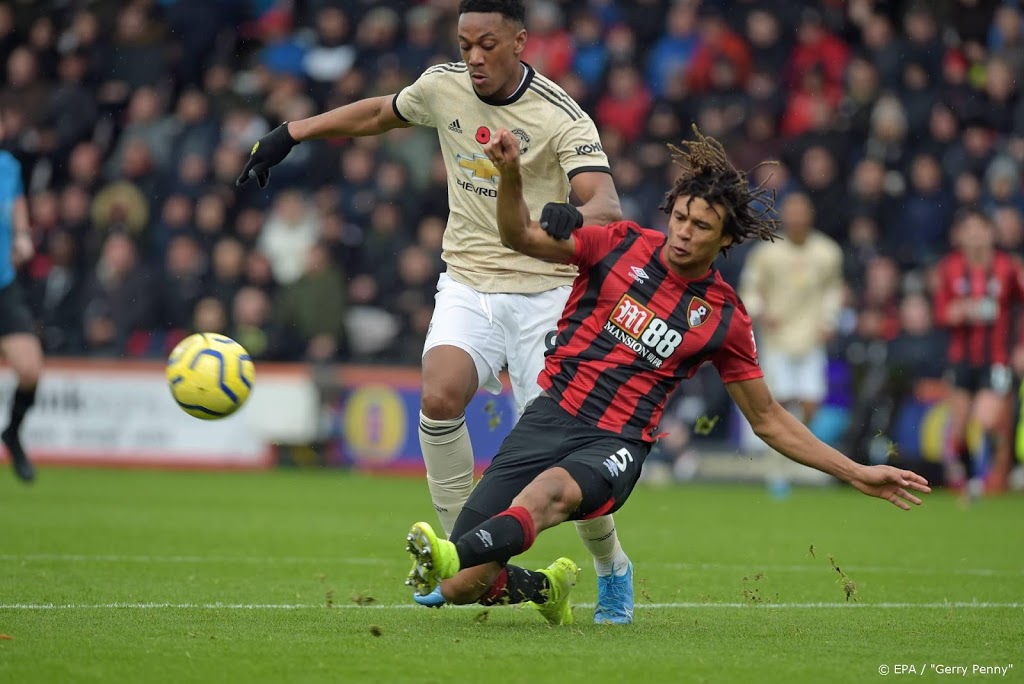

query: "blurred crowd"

left=1, top=0, right=1022, bottom=378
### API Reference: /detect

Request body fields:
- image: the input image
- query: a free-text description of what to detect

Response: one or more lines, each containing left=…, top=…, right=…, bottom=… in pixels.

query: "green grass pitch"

left=1, top=468, right=1021, bottom=683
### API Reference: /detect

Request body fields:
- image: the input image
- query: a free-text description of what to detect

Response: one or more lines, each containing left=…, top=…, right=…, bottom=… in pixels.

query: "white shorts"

left=759, top=347, right=828, bottom=403
left=424, top=273, right=571, bottom=417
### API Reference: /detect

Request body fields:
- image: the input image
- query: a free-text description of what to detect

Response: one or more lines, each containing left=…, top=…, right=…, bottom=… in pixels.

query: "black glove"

left=540, top=202, right=584, bottom=240
left=235, top=123, right=299, bottom=189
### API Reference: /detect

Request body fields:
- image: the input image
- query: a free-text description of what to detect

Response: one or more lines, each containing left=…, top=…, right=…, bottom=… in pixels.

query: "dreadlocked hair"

left=660, top=125, right=779, bottom=255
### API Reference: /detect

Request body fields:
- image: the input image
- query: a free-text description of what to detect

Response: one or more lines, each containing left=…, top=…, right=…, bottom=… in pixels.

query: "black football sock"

left=453, top=506, right=537, bottom=569
left=5, top=386, right=36, bottom=436
left=478, top=565, right=551, bottom=605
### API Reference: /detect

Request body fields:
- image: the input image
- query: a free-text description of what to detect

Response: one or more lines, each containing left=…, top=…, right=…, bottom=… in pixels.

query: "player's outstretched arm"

left=236, top=95, right=410, bottom=188
left=726, top=377, right=931, bottom=510
left=484, top=128, right=577, bottom=264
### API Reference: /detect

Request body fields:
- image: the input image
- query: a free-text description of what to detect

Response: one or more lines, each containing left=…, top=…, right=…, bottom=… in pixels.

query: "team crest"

left=687, top=297, right=712, bottom=328
left=511, top=128, right=531, bottom=155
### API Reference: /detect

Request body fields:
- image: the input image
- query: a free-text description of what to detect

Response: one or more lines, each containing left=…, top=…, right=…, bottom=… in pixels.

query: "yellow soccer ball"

left=166, top=333, right=255, bottom=419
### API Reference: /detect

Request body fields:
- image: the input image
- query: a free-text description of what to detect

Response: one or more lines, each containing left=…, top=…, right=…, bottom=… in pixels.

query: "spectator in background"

left=302, top=6, right=357, bottom=104
left=521, top=2, right=573, bottom=82
left=90, top=179, right=149, bottom=238
left=192, top=296, right=228, bottom=336
left=388, top=244, right=442, bottom=364
left=686, top=5, right=750, bottom=95
left=258, top=190, right=320, bottom=286
left=81, top=232, right=153, bottom=356
left=569, top=12, right=608, bottom=90
left=149, top=194, right=194, bottom=264
left=646, top=1, right=698, bottom=99
left=158, top=233, right=206, bottom=334
left=864, top=94, right=911, bottom=173
left=744, top=7, right=789, bottom=77
left=854, top=255, right=904, bottom=344
left=902, top=4, right=944, bottom=82
left=194, top=193, right=230, bottom=253
left=171, top=89, right=220, bottom=169
left=244, top=250, right=276, bottom=297
left=38, top=50, right=98, bottom=162
left=796, top=145, right=847, bottom=241
left=837, top=56, right=881, bottom=140
left=983, top=156, right=1024, bottom=214
left=890, top=153, right=953, bottom=269
left=400, top=7, right=443, bottom=76
left=887, top=292, right=948, bottom=387
left=207, top=237, right=246, bottom=313
left=785, top=8, right=849, bottom=95
left=231, top=286, right=275, bottom=361
left=1, top=47, right=50, bottom=127
left=944, top=116, right=998, bottom=180
left=992, top=206, right=1024, bottom=254
left=990, top=4, right=1024, bottom=79
left=982, top=56, right=1018, bottom=134
left=97, top=4, right=167, bottom=111
left=31, top=229, right=82, bottom=355
left=596, top=65, right=652, bottom=144
left=274, top=241, right=346, bottom=363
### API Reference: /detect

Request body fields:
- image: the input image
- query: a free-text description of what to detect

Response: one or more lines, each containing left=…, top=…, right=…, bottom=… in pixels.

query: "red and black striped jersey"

left=933, top=250, right=1024, bottom=366
left=539, top=221, right=763, bottom=442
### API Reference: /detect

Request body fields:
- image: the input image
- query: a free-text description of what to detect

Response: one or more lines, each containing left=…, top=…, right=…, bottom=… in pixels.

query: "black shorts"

left=0, top=281, right=34, bottom=336
left=946, top=362, right=1014, bottom=395
left=457, top=397, right=650, bottom=533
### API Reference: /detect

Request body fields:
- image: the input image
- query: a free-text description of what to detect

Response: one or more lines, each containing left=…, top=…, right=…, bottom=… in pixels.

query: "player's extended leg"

left=0, top=333, right=41, bottom=483
left=974, top=388, right=1010, bottom=495
left=944, top=386, right=973, bottom=489
left=406, top=467, right=585, bottom=623
left=419, top=344, right=479, bottom=537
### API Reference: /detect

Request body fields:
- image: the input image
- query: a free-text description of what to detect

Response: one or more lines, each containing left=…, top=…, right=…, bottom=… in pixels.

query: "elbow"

left=601, top=197, right=623, bottom=224
left=499, top=231, right=526, bottom=254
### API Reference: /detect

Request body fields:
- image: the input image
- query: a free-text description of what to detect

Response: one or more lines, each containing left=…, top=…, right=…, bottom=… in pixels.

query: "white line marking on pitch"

left=2, top=554, right=1020, bottom=578
left=654, top=562, right=1024, bottom=578
left=0, top=602, right=1021, bottom=611
left=0, top=554, right=387, bottom=565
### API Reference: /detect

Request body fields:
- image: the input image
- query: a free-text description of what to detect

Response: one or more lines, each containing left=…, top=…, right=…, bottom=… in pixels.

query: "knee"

left=14, top=357, right=42, bottom=388
left=421, top=386, right=468, bottom=421
left=512, top=481, right=580, bottom=529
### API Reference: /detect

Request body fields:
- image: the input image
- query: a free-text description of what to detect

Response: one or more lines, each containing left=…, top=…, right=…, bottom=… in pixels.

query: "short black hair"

left=661, top=125, right=779, bottom=254
left=458, top=0, right=526, bottom=26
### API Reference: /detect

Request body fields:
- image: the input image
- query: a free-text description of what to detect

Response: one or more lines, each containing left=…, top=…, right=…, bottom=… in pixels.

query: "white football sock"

left=574, top=516, right=630, bottom=576
left=419, top=411, right=475, bottom=538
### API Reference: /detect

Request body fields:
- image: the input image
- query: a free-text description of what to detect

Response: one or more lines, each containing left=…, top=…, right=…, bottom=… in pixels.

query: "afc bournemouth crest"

left=511, top=127, right=531, bottom=155
left=687, top=297, right=712, bottom=328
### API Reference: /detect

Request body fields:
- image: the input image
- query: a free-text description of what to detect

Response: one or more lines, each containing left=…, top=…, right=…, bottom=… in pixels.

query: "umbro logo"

left=448, top=119, right=462, bottom=133
left=630, top=266, right=649, bottom=283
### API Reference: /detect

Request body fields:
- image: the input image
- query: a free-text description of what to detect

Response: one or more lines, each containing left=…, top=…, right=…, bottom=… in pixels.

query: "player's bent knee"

left=511, top=469, right=582, bottom=529
left=420, top=390, right=469, bottom=421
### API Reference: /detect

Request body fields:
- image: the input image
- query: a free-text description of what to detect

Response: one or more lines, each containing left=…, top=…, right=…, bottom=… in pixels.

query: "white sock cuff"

left=419, top=412, right=467, bottom=443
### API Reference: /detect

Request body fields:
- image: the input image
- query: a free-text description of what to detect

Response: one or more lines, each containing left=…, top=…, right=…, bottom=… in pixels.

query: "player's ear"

left=513, top=27, right=526, bottom=56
